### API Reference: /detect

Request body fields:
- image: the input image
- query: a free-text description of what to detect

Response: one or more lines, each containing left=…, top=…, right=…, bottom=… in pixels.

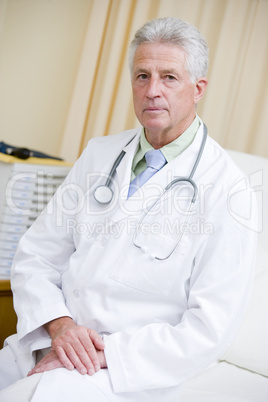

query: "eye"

left=137, top=73, right=148, bottom=80
left=165, top=75, right=176, bottom=81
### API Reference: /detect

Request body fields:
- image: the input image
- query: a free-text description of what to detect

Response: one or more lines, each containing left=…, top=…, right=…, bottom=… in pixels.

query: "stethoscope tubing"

left=94, top=134, right=138, bottom=204
left=104, top=150, right=126, bottom=188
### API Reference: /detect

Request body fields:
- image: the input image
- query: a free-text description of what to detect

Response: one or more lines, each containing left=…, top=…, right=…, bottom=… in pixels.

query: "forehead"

left=133, top=42, right=187, bottom=71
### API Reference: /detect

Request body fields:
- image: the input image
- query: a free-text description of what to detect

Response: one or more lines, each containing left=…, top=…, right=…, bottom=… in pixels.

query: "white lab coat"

left=8, top=120, right=257, bottom=400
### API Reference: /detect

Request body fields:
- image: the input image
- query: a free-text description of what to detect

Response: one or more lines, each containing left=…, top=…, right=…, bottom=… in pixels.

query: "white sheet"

left=180, top=362, right=268, bottom=402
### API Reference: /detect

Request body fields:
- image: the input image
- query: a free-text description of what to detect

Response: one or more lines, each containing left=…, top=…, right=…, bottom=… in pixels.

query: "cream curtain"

left=60, top=0, right=268, bottom=163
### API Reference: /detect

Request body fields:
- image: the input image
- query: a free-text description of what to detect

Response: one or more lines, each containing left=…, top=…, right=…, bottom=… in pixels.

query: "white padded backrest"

left=227, top=150, right=268, bottom=251
left=222, top=151, right=268, bottom=376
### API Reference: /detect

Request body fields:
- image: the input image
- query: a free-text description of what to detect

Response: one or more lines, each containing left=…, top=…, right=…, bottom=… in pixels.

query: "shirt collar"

left=132, top=116, right=200, bottom=171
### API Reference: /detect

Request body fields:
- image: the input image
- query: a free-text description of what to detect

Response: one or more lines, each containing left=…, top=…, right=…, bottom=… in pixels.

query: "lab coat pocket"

left=110, top=237, right=190, bottom=296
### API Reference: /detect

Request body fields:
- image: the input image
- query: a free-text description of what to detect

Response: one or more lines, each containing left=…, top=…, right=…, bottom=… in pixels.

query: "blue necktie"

left=128, top=149, right=166, bottom=198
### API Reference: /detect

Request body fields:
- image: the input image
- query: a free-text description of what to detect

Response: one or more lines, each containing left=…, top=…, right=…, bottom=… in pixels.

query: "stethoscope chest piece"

left=94, top=185, right=114, bottom=204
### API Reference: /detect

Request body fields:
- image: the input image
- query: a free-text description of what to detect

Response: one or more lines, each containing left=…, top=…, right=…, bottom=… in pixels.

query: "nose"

left=146, top=77, right=161, bottom=99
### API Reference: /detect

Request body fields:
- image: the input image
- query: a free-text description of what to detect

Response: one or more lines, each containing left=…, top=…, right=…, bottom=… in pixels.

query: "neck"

left=145, top=115, right=196, bottom=149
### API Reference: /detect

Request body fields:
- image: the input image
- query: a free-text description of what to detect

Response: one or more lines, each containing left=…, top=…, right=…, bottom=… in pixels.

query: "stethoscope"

left=94, top=123, right=208, bottom=206
left=94, top=124, right=208, bottom=260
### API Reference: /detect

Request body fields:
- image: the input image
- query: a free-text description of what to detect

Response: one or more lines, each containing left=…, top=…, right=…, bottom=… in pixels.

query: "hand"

left=44, top=317, right=106, bottom=376
left=27, top=349, right=64, bottom=376
left=27, top=349, right=107, bottom=377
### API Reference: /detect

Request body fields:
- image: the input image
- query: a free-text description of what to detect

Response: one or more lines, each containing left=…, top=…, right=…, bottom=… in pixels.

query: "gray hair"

left=129, top=17, right=209, bottom=82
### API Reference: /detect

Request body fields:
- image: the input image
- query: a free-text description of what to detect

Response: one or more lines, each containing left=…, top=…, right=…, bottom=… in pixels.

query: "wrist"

left=44, top=316, right=74, bottom=339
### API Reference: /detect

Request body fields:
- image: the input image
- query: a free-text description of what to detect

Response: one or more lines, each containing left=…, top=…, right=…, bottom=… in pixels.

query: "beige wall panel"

left=224, top=0, right=268, bottom=156
left=200, top=0, right=258, bottom=145
left=0, top=0, right=92, bottom=158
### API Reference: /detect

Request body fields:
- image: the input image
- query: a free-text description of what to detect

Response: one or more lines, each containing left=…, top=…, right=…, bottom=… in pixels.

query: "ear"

left=194, top=77, right=208, bottom=104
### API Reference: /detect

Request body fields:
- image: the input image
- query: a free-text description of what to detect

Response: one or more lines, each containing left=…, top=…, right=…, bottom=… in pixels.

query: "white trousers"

left=0, top=374, right=42, bottom=402
left=0, top=367, right=180, bottom=402
left=0, top=335, right=114, bottom=401
left=0, top=336, right=180, bottom=402
left=0, top=369, right=114, bottom=402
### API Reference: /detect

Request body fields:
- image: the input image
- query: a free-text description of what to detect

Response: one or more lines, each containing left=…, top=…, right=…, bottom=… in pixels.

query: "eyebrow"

left=133, top=68, right=179, bottom=76
left=133, top=67, right=149, bottom=74
left=161, top=68, right=179, bottom=76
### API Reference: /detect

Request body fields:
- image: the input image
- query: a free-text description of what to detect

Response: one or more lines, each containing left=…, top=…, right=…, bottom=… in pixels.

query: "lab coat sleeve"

left=103, top=179, right=258, bottom=393
left=11, top=150, right=89, bottom=351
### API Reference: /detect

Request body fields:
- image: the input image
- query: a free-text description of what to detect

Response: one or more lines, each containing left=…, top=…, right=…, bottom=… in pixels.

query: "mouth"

left=143, top=107, right=166, bottom=113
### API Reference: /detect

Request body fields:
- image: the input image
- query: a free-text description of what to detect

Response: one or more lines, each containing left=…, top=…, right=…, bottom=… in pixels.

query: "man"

left=0, top=17, right=257, bottom=401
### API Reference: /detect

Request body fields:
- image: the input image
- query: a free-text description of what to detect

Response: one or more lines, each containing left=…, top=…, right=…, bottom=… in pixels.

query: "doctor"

left=0, top=17, right=257, bottom=401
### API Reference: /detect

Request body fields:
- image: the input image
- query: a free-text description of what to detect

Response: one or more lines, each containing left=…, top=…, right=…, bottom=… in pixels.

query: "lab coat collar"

left=114, top=127, right=142, bottom=191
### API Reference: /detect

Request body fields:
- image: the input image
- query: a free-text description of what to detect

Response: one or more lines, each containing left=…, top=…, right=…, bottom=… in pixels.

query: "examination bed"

left=180, top=150, right=268, bottom=402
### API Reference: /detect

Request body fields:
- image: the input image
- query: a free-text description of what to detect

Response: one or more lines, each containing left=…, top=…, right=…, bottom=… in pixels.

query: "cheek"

left=174, top=88, right=195, bottom=108
left=132, top=90, right=143, bottom=112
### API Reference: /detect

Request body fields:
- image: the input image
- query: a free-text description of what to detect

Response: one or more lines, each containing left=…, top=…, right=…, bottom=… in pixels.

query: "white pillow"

left=220, top=247, right=268, bottom=376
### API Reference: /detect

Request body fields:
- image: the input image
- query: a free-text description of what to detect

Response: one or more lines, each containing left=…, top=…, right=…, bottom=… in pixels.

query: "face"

left=131, top=43, right=208, bottom=147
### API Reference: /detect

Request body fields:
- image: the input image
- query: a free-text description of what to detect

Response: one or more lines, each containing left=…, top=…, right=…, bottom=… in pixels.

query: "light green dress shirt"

left=131, top=116, right=200, bottom=180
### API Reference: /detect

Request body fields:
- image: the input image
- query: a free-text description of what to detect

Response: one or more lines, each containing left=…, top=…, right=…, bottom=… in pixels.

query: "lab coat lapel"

left=109, top=129, right=141, bottom=223
left=168, top=122, right=206, bottom=179
left=114, top=130, right=140, bottom=195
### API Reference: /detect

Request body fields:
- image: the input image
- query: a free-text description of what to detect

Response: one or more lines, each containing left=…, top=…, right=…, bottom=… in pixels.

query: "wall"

left=0, top=0, right=92, bottom=157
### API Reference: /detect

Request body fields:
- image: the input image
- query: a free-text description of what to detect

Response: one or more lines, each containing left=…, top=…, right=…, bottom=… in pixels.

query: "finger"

left=27, top=351, right=64, bottom=376
left=88, top=329, right=105, bottom=350
left=28, top=358, right=64, bottom=376
left=55, top=344, right=76, bottom=372
left=70, top=332, right=101, bottom=374
left=56, top=342, right=95, bottom=376
left=79, top=335, right=101, bottom=373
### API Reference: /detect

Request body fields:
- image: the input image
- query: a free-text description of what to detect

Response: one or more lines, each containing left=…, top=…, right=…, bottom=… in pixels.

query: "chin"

left=143, top=119, right=166, bottom=131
